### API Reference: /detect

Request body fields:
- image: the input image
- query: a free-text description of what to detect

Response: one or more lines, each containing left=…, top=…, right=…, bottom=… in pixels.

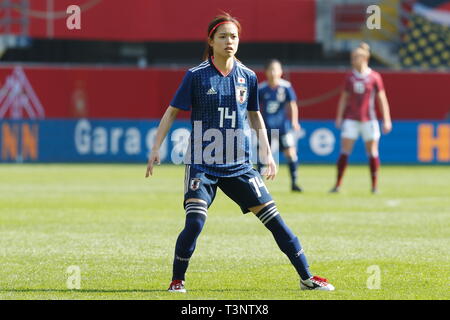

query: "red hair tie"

left=208, top=21, right=234, bottom=38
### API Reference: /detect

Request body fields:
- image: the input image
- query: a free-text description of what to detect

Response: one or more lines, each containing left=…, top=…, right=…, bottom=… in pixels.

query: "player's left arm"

left=376, top=90, right=392, bottom=134
left=248, top=111, right=278, bottom=180
left=375, top=74, right=392, bottom=134
left=286, top=84, right=300, bottom=132
left=288, top=101, right=300, bottom=132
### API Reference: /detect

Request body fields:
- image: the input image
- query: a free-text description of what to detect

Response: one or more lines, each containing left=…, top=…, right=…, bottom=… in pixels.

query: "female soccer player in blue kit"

left=145, top=13, right=334, bottom=292
left=258, top=59, right=303, bottom=192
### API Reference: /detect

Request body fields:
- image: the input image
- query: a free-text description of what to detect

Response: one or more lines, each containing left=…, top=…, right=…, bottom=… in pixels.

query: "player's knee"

left=366, top=148, right=379, bottom=158
left=285, top=149, right=297, bottom=162
left=250, top=201, right=274, bottom=215
left=341, top=146, right=353, bottom=155
left=254, top=202, right=279, bottom=225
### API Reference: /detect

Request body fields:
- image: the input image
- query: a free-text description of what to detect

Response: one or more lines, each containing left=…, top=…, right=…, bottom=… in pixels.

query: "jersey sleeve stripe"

left=190, top=61, right=210, bottom=72
left=190, top=64, right=210, bottom=73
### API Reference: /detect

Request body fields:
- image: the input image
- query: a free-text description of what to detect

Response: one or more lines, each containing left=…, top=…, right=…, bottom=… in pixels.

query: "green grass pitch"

left=0, top=164, right=449, bottom=300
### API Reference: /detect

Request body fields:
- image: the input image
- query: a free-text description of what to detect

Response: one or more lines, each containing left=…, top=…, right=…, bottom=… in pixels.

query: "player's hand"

left=261, top=156, right=278, bottom=181
left=382, top=121, right=392, bottom=134
left=145, top=149, right=160, bottom=177
left=335, top=117, right=342, bottom=129
left=292, top=122, right=301, bottom=132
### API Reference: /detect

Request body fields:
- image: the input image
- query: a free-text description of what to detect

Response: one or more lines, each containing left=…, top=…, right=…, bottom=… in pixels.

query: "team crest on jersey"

left=235, top=85, right=247, bottom=104
left=190, top=178, right=201, bottom=191
left=353, top=82, right=366, bottom=94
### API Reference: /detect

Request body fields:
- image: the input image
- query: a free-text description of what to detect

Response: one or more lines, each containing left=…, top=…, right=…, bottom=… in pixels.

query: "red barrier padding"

left=1, top=65, right=449, bottom=120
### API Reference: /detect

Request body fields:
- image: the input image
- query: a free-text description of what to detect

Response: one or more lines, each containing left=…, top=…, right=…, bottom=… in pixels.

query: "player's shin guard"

left=172, top=202, right=207, bottom=281
left=256, top=203, right=312, bottom=281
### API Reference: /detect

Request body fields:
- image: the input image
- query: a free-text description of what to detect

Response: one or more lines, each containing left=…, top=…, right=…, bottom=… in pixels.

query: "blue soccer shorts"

left=268, top=129, right=296, bottom=151
left=183, top=165, right=273, bottom=214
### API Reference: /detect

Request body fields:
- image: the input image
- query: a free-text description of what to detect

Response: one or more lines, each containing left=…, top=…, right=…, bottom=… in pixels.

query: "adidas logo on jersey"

left=206, top=87, right=217, bottom=95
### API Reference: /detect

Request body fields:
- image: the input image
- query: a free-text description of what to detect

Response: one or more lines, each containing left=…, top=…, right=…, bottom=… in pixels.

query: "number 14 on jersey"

left=218, top=107, right=236, bottom=128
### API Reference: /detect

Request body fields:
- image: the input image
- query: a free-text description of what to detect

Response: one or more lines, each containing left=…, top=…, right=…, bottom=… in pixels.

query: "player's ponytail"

left=203, top=12, right=242, bottom=61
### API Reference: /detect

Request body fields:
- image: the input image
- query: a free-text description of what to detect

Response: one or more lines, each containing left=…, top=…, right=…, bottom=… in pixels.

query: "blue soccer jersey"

left=258, top=79, right=297, bottom=135
left=170, top=57, right=259, bottom=177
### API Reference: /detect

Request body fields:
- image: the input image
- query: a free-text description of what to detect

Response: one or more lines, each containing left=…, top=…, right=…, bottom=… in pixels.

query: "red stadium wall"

left=0, top=65, right=449, bottom=120
left=13, top=0, right=316, bottom=42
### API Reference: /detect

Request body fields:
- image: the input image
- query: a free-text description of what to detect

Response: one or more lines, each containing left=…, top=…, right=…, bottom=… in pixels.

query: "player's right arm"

left=335, top=91, right=348, bottom=129
left=146, top=69, right=192, bottom=177
left=145, top=106, right=180, bottom=177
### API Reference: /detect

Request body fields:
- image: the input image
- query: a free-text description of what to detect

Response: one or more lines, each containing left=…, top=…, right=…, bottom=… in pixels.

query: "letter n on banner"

left=1, top=123, right=19, bottom=160
left=22, top=123, right=39, bottom=160
left=1, top=122, right=39, bottom=161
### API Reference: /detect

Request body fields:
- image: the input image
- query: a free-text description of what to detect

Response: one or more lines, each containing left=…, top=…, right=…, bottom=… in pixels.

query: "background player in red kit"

left=331, top=43, right=392, bottom=194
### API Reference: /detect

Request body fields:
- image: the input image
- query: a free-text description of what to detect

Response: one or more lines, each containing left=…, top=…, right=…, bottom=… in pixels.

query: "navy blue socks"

left=172, top=202, right=312, bottom=282
left=255, top=203, right=312, bottom=280
left=287, top=158, right=298, bottom=186
left=172, top=202, right=207, bottom=281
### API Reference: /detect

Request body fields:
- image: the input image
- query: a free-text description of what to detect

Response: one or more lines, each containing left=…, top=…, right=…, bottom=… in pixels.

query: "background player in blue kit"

left=258, top=59, right=303, bottom=192
left=145, top=13, right=334, bottom=292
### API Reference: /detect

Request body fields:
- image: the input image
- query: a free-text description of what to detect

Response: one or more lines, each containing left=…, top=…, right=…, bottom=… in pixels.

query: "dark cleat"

left=291, top=184, right=303, bottom=192
left=329, top=186, right=340, bottom=193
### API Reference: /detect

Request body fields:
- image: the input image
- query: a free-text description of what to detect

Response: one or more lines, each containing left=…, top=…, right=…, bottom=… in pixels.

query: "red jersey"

left=343, top=68, right=385, bottom=121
